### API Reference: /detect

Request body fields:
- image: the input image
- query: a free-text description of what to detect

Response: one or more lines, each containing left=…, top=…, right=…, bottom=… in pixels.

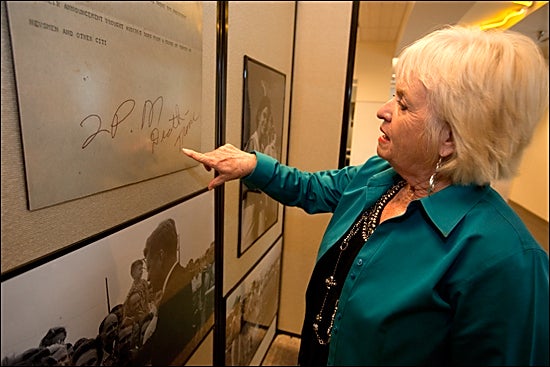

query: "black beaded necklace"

left=312, top=179, right=407, bottom=345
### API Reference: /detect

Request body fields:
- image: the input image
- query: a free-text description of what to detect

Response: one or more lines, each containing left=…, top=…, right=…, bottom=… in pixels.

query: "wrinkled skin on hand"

left=181, top=144, right=257, bottom=190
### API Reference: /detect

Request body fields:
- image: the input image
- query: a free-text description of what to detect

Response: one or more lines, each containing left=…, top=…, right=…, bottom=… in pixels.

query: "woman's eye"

left=397, top=99, right=407, bottom=111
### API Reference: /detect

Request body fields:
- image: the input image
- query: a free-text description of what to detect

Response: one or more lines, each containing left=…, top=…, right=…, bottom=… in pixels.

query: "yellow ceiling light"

left=478, top=1, right=546, bottom=31
left=479, top=8, right=527, bottom=30
left=512, top=1, right=534, bottom=6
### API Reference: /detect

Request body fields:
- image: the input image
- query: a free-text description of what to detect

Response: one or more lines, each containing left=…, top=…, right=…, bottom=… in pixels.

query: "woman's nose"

left=376, top=99, right=393, bottom=121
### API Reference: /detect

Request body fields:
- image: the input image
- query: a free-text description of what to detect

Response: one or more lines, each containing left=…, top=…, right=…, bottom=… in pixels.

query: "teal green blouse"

left=243, top=152, right=549, bottom=366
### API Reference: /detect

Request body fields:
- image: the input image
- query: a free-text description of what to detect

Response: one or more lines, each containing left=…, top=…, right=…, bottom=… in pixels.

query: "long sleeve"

left=449, top=245, right=549, bottom=365
left=242, top=151, right=362, bottom=214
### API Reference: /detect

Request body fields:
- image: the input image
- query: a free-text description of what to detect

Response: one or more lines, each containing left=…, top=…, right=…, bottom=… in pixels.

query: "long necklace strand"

left=312, top=180, right=406, bottom=345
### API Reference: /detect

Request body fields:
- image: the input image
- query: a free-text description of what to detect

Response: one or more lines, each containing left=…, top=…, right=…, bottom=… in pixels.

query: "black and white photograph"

left=239, top=56, right=286, bottom=255
left=225, top=239, right=282, bottom=366
left=1, top=191, right=215, bottom=366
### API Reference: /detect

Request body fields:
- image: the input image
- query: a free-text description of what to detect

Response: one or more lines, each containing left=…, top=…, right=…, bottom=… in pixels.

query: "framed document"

left=6, top=1, right=203, bottom=210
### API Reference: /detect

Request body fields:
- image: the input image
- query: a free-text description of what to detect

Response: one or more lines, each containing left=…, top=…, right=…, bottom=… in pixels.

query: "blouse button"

left=350, top=273, right=356, bottom=280
left=357, top=258, right=363, bottom=266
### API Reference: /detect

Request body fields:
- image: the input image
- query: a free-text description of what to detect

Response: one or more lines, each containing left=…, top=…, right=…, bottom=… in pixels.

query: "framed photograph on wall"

left=1, top=191, right=215, bottom=366
left=239, top=56, right=286, bottom=256
left=6, top=1, right=205, bottom=210
left=225, top=238, right=282, bottom=366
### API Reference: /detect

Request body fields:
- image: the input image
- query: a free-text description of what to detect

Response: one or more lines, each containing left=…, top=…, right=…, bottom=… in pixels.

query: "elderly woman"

left=182, top=25, right=549, bottom=366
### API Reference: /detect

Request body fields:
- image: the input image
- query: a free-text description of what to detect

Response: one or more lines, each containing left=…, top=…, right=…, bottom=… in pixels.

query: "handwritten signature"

left=80, top=96, right=198, bottom=153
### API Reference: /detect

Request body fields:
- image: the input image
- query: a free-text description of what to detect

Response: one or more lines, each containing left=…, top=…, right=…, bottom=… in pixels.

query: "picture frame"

left=5, top=1, right=204, bottom=210
left=225, top=238, right=282, bottom=366
left=239, top=56, right=286, bottom=256
left=1, top=190, right=215, bottom=366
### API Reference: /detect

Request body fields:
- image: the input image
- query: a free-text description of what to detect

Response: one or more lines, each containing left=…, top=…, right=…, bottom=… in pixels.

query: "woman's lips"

left=379, top=130, right=390, bottom=143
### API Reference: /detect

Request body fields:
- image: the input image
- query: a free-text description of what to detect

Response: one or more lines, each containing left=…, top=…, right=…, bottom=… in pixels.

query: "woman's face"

left=376, top=78, right=435, bottom=179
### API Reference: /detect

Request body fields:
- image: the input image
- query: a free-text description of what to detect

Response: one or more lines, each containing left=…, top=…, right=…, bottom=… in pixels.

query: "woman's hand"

left=181, top=144, right=257, bottom=190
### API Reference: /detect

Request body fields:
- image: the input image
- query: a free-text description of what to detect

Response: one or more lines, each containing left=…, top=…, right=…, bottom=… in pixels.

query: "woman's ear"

left=439, top=126, right=455, bottom=158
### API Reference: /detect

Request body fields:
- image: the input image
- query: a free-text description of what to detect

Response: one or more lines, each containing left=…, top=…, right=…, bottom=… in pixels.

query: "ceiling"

left=357, top=1, right=549, bottom=59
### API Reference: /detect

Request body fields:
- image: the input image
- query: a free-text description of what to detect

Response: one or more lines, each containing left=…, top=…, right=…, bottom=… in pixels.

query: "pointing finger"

left=182, top=148, right=210, bottom=165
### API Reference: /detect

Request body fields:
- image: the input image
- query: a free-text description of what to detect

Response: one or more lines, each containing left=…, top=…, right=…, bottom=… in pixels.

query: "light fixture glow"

left=479, top=8, right=527, bottom=30
left=512, top=1, right=534, bottom=7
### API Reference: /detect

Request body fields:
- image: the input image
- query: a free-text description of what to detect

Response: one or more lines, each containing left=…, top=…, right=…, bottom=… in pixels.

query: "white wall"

left=509, top=109, right=549, bottom=221
left=350, top=41, right=394, bottom=165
